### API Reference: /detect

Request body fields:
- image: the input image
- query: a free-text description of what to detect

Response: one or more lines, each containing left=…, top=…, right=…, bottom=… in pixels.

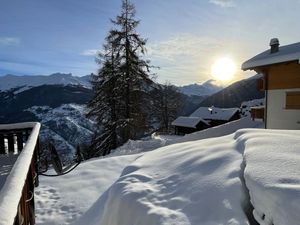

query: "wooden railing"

left=0, top=122, right=40, bottom=225
left=250, top=107, right=265, bottom=121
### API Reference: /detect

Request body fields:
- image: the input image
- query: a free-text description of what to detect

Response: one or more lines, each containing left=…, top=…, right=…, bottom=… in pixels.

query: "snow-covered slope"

left=240, top=98, right=264, bottom=117
left=27, top=104, right=95, bottom=160
left=178, top=79, right=222, bottom=96
left=0, top=73, right=91, bottom=92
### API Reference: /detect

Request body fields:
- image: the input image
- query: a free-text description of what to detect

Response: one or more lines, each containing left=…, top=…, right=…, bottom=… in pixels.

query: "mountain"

left=0, top=81, right=201, bottom=160
left=198, top=77, right=265, bottom=108
left=0, top=84, right=94, bottom=160
left=0, top=73, right=91, bottom=92
left=178, top=79, right=223, bottom=97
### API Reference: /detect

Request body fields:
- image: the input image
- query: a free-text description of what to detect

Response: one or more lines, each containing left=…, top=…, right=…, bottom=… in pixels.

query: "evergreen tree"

left=87, top=41, right=120, bottom=156
left=109, top=0, right=153, bottom=142
left=153, top=83, right=183, bottom=133
left=87, top=0, right=153, bottom=156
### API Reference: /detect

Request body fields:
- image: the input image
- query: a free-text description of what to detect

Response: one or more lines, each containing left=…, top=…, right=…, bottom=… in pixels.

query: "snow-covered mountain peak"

left=178, top=79, right=223, bottom=96
left=0, top=73, right=92, bottom=92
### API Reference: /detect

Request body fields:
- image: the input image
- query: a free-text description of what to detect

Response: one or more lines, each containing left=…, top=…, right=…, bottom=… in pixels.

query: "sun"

left=211, top=57, right=236, bottom=81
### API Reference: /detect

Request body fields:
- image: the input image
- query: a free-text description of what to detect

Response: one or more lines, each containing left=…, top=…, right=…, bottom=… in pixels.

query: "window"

left=286, top=92, right=300, bottom=109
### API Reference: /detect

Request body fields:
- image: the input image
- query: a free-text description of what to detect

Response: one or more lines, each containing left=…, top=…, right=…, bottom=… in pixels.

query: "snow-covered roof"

left=242, top=42, right=300, bottom=70
left=171, top=116, right=209, bottom=128
left=0, top=122, right=40, bottom=225
left=190, top=107, right=240, bottom=121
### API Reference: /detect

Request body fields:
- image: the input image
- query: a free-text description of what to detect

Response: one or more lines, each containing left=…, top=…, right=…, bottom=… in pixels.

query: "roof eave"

left=241, top=53, right=300, bottom=71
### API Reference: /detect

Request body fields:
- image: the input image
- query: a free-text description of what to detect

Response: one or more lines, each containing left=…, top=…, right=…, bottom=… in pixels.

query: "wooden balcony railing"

left=250, top=107, right=265, bottom=121
left=0, top=122, right=40, bottom=225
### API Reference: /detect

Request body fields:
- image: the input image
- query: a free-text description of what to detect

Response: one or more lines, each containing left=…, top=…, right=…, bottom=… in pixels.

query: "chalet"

left=0, top=122, right=40, bottom=225
left=172, top=107, right=240, bottom=135
left=172, top=117, right=210, bottom=135
left=190, top=107, right=240, bottom=126
left=242, top=38, right=300, bottom=129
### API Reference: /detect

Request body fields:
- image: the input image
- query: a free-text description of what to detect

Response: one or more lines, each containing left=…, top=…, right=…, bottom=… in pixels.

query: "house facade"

left=242, top=39, right=300, bottom=129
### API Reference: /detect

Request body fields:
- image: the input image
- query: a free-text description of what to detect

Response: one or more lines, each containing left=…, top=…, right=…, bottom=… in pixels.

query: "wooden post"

left=8, top=134, right=15, bottom=153
left=17, top=133, right=24, bottom=153
left=0, top=134, right=5, bottom=154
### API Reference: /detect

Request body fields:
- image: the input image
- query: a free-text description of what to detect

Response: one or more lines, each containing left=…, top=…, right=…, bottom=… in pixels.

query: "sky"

left=1, top=0, right=300, bottom=85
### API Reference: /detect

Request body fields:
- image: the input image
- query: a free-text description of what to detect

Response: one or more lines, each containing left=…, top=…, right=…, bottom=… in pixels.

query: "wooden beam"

left=0, top=134, right=5, bottom=154
left=8, top=134, right=15, bottom=153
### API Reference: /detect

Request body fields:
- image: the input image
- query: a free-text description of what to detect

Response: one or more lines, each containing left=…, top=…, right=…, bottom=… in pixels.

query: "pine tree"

left=152, top=83, right=183, bottom=133
left=109, top=0, right=153, bottom=142
left=87, top=41, right=120, bottom=156
left=87, top=0, right=153, bottom=156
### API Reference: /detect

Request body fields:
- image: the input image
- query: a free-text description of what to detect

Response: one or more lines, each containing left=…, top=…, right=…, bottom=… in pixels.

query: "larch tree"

left=87, top=0, right=154, bottom=157
left=108, top=0, right=154, bottom=142
left=87, top=40, right=121, bottom=157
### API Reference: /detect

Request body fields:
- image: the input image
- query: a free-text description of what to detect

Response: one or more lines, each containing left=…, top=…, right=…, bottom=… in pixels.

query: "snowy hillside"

left=178, top=79, right=222, bottom=96
left=241, top=98, right=265, bottom=117
left=0, top=73, right=91, bottom=92
left=27, top=104, right=95, bottom=160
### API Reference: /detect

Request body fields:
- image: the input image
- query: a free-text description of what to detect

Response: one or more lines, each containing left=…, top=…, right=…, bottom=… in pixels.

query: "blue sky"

left=1, top=0, right=300, bottom=85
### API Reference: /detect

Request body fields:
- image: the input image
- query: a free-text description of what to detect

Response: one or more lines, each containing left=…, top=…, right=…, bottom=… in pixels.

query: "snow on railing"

left=0, top=122, right=40, bottom=225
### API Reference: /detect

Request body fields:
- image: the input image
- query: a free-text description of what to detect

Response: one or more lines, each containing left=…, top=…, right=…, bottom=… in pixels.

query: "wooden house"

left=172, top=117, right=210, bottom=135
left=172, top=107, right=240, bottom=135
left=190, top=107, right=240, bottom=127
left=242, top=38, right=300, bottom=129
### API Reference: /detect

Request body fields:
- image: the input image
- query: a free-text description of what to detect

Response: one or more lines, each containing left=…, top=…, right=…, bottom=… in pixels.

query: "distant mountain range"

left=0, top=73, right=263, bottom=159
left=0, top=73, right=221, bottom=97
left=178, top=79, right=223, bottom=97
left=0, top=73, right=91, bottom=92
left=198, top=76, right=264, bottom=108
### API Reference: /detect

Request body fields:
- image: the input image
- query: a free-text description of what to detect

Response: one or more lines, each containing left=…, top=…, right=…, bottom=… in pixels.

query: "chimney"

left=270, top=38, right=279, bottom=54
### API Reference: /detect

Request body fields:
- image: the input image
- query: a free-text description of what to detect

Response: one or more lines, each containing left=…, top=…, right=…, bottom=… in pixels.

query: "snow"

left=35, top=154, right=140, bottom=225
left=35, top=117, right=262, bottom=225
left=0, top=73, right=91, bottom=92
left=239, top=129, right=300, bottom=225
left=0, top=122, right=40, bottom=225
left=240, top=98, right=264, bottom=117
left=74, top=134, right=249, bottom=225
left=33, top=112, right=300, bottom=225
left=242, top=41, right=300, bottom=70
left=171, top=116, right=209, bottom=128
left=190, top=106, right=240, bottom=121
left=71, top=128, right=300, bottom=225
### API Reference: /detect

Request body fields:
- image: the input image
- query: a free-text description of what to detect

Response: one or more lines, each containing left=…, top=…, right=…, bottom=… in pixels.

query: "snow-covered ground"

left=35, top=154, right=140, bottom=224
left=35, top=118, right=300, bottom=225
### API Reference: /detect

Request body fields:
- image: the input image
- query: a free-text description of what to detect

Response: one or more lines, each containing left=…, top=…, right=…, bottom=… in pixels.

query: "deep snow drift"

left=74, top=129, right=300, bottom=225
left=35, top=119, right=300, bottom=225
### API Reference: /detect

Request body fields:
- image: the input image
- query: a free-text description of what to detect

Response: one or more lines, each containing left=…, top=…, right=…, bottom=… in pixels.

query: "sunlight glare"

left=211, top=58, right=236, bottom=81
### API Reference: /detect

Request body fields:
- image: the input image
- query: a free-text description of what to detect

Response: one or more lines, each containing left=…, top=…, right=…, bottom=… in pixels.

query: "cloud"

left=80, top=49, right=100, bottom=56
left=148, top=34, right=222, bottom=61
left=209, top=0, right=235, bottom=7
left=0, top=37, right=20, bottom=46
left=147, top=34, right=225, bottom=84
